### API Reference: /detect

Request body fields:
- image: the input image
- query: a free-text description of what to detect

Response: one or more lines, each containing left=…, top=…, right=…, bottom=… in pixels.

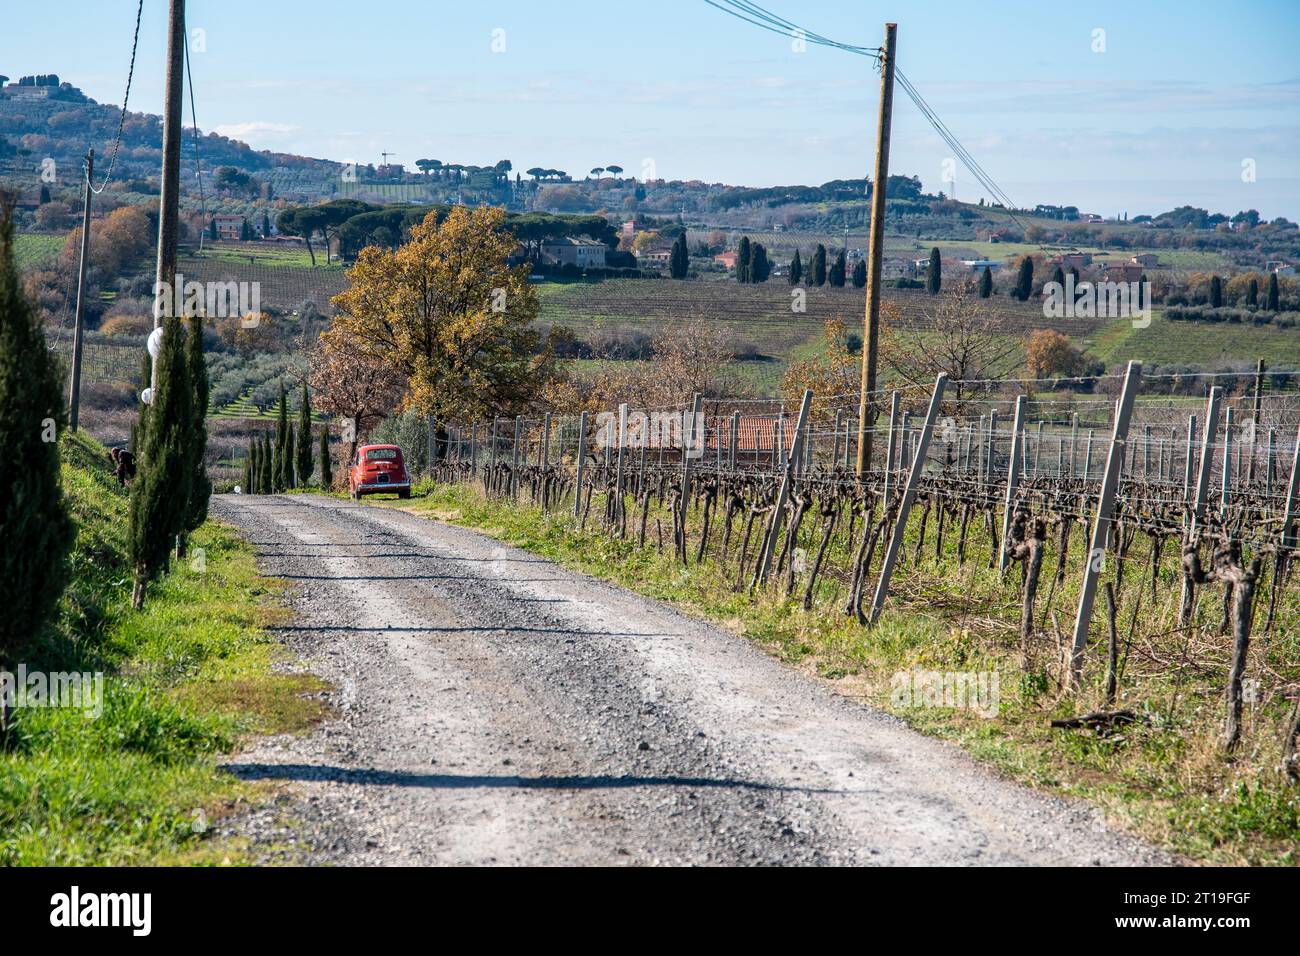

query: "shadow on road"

left=222, top=763, right=845, bottom=795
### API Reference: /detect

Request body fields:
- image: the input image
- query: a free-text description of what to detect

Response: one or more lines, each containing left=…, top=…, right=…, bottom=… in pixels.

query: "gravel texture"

left=210, top=493, right=1173, bottom=866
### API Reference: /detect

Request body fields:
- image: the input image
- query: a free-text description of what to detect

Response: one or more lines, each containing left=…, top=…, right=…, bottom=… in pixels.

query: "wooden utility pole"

left=67, top=148, right=93, bottom=432
left=854, top=22, right=898, bottom=479
left=152, top=0, right=186, bottom=392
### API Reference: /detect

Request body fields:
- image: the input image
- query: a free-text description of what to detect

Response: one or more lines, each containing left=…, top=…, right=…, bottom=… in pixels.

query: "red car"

left=349, top=444, right=411, bottom=499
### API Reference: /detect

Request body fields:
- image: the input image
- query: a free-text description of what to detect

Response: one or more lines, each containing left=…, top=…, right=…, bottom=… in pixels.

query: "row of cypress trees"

left=788, top=244, right=832, bottom=286
left=241, top=382, right=332, bottom=494
left=735, top=238, right=771, bottom=283
left=787, top=244, right=868, bottom=288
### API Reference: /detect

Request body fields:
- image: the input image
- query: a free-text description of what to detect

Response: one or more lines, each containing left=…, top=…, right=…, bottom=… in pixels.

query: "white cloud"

left=212, top=121, right=300, bottom=142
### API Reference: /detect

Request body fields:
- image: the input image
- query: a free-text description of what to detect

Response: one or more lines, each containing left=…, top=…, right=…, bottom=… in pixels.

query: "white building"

left=541, top=237, right=607, bottom=268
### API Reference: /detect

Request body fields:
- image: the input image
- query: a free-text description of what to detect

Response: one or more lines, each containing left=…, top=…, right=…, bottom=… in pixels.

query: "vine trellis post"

left=868, top=373, right=946, bottom=625
left=573, top=410, right=587, bottom=518
left=1069, top=360, right=1142, bottom=687
left=755, top=389, right=812, bottom=588
left=999, top=395, right=1027, bottom=573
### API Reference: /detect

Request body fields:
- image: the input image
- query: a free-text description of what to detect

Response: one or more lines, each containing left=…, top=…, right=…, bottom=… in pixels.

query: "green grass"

left=1090, top=311, right=1300, bottom=367
left=14, top=233, right=63, bottom=271
left=186, top=242, right=342, bottom=270
left=376, top=480, right=1300, bottom=866
left=0, top=433, right=329, bottom=865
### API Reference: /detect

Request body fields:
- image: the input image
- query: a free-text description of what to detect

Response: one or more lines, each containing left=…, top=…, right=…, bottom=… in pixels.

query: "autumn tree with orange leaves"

left=327, top=206, right=561, bottom=440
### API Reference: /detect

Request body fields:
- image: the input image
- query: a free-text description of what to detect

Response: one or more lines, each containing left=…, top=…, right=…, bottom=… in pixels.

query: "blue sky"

left=6, top=0, right=1300, bottom=219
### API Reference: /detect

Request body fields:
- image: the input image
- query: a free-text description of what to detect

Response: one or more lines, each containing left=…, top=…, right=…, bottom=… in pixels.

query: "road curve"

left=210, top=493, right=1171, bottom=866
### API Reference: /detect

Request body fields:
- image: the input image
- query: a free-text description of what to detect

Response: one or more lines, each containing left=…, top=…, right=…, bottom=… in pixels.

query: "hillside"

left=6, top=75, right=1296, bottom=269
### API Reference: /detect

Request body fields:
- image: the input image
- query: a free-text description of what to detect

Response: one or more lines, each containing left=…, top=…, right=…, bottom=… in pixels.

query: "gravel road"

left=210, top=493, right=1171, bottom=866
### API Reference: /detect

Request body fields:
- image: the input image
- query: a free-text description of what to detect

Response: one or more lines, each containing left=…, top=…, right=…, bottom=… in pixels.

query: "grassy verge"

left=0, top=433, right=329, bottom=865
left=375, top=480, right=1299, bottom=866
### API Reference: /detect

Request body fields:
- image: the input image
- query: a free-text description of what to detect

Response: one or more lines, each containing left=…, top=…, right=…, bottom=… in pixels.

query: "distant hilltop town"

left=0, top=73, right=88, bottom=102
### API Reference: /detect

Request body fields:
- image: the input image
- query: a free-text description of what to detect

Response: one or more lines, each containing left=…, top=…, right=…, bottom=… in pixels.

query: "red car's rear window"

left=365, top=448, right=399, bottom=461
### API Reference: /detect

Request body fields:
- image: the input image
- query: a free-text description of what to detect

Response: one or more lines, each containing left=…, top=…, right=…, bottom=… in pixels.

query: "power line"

left=710, top=0, right=880, bottom=56
left=701, top=0, right=879, bottom=56
left=90, top=0, right=145, bottom=194
left=703, top=1, right=1024, bottom=225
left=894, top=68, right=1024, bottom=226
left=185, top=28, right=208, bottom=253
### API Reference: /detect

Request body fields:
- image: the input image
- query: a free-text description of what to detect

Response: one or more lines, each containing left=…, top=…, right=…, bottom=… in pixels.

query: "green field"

left=1091, top=312, right=1300, bottom=367
left=185, top=241, right=343, bottom=270
left=14, top=233, right=63, bottom=270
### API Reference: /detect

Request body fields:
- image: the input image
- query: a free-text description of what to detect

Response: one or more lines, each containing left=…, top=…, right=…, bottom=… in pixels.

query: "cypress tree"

left=178, top=313, right=210, bottom=559
left=812, top=244, right=827, bottom=286
left=128, top=315, right=193, bottom=609
left=1051, top=265, right=1066, bottom=290
left=0, top=196, right=75, bottom=665
left=262, top=210, right=271, bottom=238
left=208, top=218, right=218, bottom=241
left=242, top=440, right=253, bottom=494
left=273, top=384, right=290, bottom=490
left=1013, top=256, right=1034, bottom=301
left=736, top=237, right=751, bottom=283
left=286, top=421, right=297, bottom=489
left=250, top=435, right=261, bottom=493
left=1209, top=275, right=1223, bottom=309
left=319, top=425, right=333, bottom=489
left=269, top=427, right=280, bottom=490
left=925, top=247, right=942, bottom=295
left=131, top=352, right=152, bottom=454
left=1266, top=271, right=1279, bottom=311
left=260, top=432, right=273, bottom=492
left=978, top=265, right=993, bottom=298
left=297, top=382, right=315, bottom=486
left=830, top=249, right=847, bottom=287
left=750, top=243, right=769, bottom=282
left=852, top=258, right=867, bottom=288
left=1247, top=277, right=1259, bottom=308
left=788, top=250, right=802, bottom=285
left=668, top=233, right=688, bottom=279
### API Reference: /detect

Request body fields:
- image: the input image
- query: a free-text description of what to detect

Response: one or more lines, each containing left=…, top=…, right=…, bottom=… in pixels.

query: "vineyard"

left=390, top=365, right=1300, bottom=858
left=176, top=253, right=348, bottom=313
left=538, top=280, right=1096, bottom=356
